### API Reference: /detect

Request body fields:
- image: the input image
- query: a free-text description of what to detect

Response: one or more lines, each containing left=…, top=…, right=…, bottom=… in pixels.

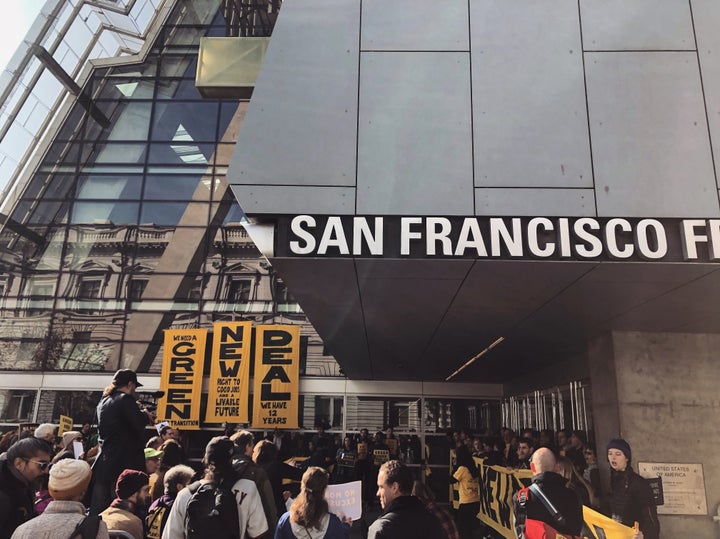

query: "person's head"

left=530, top=447, right=556, bottom=476
left=455, top=443, right=478, bottom=474
left=385, top=425, right=394, bottom=438
left=584, top=446, right=597, bottom=465
left=80, top=422, right=91, bottom=436
left=411, top=479, right=435, bottom=505
left=570, top=430, right=587, bottom=449
left=557, top=429, right=570, bottom=448
left=377, top=460, right=413, bottom=509
left=160, top=439, right=183, bottom=469
left=343, top=435, right=353, bottom=450
left=203, top=436, right=235, bottom=478
left=252, top=439, right=278, bottom=466
left=517, top=437, right=535, bottom=461
left=34, top=423, right=56, bottom=444
left=146, top=436, right=163, bottom=450
left=144, top=447, right=164, bottom=475
left=49, top=459, right=92, bottom=501
left=115, top=469, right=150, bottom=507
left=290, top=466, right=330, bottom=529
left=359, top=428, right=369, bottom=440
left=163, top=464, right=195, bottom=497
left=61, top=431, right=82, bottom=451
left=606, top=439, right=631, bottom=472
left=104, top=368, right=143, bottom=396
left=230, top=430, right=255, bottom=458
left=472, top=437, right=482, bottom=452
left=539, top=429, right=554, bottom=448
left=7, top=437, right=52, bottom=482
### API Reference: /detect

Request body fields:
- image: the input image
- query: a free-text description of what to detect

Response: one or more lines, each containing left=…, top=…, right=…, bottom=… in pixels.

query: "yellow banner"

left=58, top=415, right=73, bottom=437
left=252, top=325, right=300, bottom=429
left=158, top=328, right=207, bottom=430
left=476, top=461, right=533, bottom=538
left=204, top=321, right=252, bottom=423
left=582, top=506, right=635, bottom=539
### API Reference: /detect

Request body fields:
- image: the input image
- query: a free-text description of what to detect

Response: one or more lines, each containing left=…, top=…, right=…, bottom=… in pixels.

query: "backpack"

left=515, top=485, right=582, bottom=539
left=67, top=515, right=101, bottom=539
left=184, top=480, right=241, bottom=539
left=146, top=499, right=173, bottom=539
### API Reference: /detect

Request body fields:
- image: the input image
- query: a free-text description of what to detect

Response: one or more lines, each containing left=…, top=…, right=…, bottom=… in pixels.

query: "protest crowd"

left=0, top=369, right=658, bottom=539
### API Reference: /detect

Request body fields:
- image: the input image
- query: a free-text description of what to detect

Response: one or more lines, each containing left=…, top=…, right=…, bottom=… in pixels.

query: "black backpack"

left=184, top=479, right=241, bottom=539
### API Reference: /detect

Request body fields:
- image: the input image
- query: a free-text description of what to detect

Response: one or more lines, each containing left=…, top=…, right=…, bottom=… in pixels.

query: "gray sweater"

left=10, top=500, right=109, bottom=539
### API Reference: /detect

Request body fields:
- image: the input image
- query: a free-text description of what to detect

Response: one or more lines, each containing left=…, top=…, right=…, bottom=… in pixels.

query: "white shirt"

left=161, top=477, right=269, bottom=539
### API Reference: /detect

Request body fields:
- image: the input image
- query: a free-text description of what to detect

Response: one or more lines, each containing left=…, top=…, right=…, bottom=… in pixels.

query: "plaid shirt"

left=426, top=501, right=460, bottom=539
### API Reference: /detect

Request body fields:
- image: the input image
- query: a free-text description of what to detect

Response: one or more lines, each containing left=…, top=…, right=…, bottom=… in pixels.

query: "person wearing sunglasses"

left=0, top=437, right=52, bottom=539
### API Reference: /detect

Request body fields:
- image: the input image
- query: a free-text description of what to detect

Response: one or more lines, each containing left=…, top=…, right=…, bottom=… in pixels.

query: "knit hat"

left=34, top=423, right=56, bottom=439
left=204, top=436, right=235, bottom=467
left=49, top=459, right=92, bottom=501
left=61, top=431, right=82, bottom=450
left=115, top=469, right=149, bottom=499
left=606, top=438, right=632, bottom=461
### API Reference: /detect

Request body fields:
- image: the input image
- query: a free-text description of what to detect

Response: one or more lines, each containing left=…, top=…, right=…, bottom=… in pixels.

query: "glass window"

left=78, top=278, right=102, bottom=299
left=90, top=142, right=147, bottom=165
left=228, top=279, right=251, bottom=303
left=0, top=390, right=37, bottom=422
left=34, top=390, right=103, bottom=423
left=147, top=143, right=213, bottom=165
left=140, top=202, right=208, bottom=226
left=155, top=77, right=205, bottom=100
left=143, top=174, right=204, bottom=200
left=151, top=102, right=219, bottom=142
left=26, top=201, right=70, bottom=225
left=274, top=281, right=296, bottom=304
left=71, top=202, right=140, bottom=225
left=129, top=278, right=148, bottom=301
left=76, top=174, right=143, bottom=200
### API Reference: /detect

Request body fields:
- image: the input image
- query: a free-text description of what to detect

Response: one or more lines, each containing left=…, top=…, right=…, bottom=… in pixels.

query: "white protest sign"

left=73, top=440, right=84, bottom=459
left=325, top=480, right=362, bottom=521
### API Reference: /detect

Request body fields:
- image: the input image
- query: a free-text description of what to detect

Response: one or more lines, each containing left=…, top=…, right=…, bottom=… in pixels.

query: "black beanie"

left=606, top=438, right=631, bottom=462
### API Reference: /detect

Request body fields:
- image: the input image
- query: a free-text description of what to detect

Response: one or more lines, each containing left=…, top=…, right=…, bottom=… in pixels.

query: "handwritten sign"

left=638, top=462, right=707, bottom=515
left=325, top=481, right=361, bottom=521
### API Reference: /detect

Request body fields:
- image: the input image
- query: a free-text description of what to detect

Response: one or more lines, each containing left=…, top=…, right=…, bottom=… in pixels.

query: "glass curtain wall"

left=0, top=0, right=337, bottom=377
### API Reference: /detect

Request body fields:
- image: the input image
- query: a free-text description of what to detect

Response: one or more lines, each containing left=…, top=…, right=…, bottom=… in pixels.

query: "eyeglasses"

left=24, top=458, right=50, bottom=471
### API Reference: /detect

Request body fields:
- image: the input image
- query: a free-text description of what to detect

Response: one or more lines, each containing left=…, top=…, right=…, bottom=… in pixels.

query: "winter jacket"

left=367, top=496, right=445, bottom=539
left=0, top=459, right=36, bottom=539
left=607, top=468, right=659, bottom=539
left=274, top=511, right=349, bottom=539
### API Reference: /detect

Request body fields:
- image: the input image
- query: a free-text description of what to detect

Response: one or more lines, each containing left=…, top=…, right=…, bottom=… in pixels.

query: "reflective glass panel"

left=76, top=174, right=143, bottom=200
left=151, top=102, right=219, bottom=142
left=71, top=202, right=140, bottom=225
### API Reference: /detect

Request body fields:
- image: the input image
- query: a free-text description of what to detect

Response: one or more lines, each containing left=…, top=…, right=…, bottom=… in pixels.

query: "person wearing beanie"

left=99, top=469, right=151, bottom=539
left=162, top=436, right=269, bottom=539
left=34, top=424, right=56, bottom=445
left=51, top=431, right=83, bottom=464
left=90, top=369, right=154, bottom=515
left=605, top=438, right=659, bottom=539
left=0, top=437, right=52, bottom=539
left=10, top=459, right=109, bottom=539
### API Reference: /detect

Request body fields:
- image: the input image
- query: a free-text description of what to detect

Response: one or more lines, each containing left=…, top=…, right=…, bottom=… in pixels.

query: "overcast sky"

left=0, top=0, right=45, bottom=71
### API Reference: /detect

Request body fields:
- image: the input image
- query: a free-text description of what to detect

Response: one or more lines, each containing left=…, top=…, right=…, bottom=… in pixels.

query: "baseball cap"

left=113, top=369, right=143, bottom=387
left=144, top=447, right=164, bottom=460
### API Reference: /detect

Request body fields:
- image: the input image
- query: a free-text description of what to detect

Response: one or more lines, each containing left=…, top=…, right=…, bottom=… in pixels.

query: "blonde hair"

left=289, top=466, right=329, bottom=530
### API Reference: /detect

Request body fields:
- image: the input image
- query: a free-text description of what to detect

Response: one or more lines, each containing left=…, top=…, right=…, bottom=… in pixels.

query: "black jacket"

left=513, top=471, right=584, bottom=537
left=94, top=390, right=150, bottom=482
left=0, top=459, right=35, bottom=539
left=607, top=468, right=659, bottom=539
left=367, top=495, right=445, bottom=539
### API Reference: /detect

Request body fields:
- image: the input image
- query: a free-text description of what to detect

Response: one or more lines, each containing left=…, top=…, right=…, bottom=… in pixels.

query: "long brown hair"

left=290, top=466, right=329, bottom=529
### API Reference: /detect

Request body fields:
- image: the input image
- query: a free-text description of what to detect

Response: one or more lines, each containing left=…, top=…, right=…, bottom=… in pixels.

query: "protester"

left=52, top=430, right=82, bottom=463
left=91, top=369, right=154, bottom=515
left=412, top=480, right=459, bottom=539
left=231, top=430, right=278, bottom=534
left=275, top=466, right=350, bottom=538
left=10, top=459, right=109, bottom=539
left=162, top=436, right=269, bottom=539
left=516, top=437, right=535, bottom=470
left=254, top=439, right=303, bottom=519
left=583, top=446, right=602, bottom=504
left=150, top=439, right=183, bottom=501
left=0, top=437, right=52, bottom=539
left=100, top=469, right=151, bottom=539
left=450, top=444, right=481, bottom=538
left=368, top=460, right=444, bottom=539
left=146, top=464, right=195, bottom=539
left=513, top=447, right=583, bottom=538
left=605, top=439, right=659, bottom=539
left=556, top=456, right=592, bottom=507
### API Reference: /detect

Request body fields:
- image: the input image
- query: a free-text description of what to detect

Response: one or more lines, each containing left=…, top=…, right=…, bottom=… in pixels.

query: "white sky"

left=0, top=0, right=46, bottom=71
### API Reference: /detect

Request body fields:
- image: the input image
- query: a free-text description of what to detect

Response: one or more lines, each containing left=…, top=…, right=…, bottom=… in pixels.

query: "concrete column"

left=588, top=331, right=720, bottom=537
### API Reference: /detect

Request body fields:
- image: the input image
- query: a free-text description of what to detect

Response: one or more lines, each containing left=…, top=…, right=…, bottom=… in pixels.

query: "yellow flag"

left=158, top=328, right=207, bottom=430
left=252, top=325, right=300, bottom=429
left=205, top=321, right=252, bottom=423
